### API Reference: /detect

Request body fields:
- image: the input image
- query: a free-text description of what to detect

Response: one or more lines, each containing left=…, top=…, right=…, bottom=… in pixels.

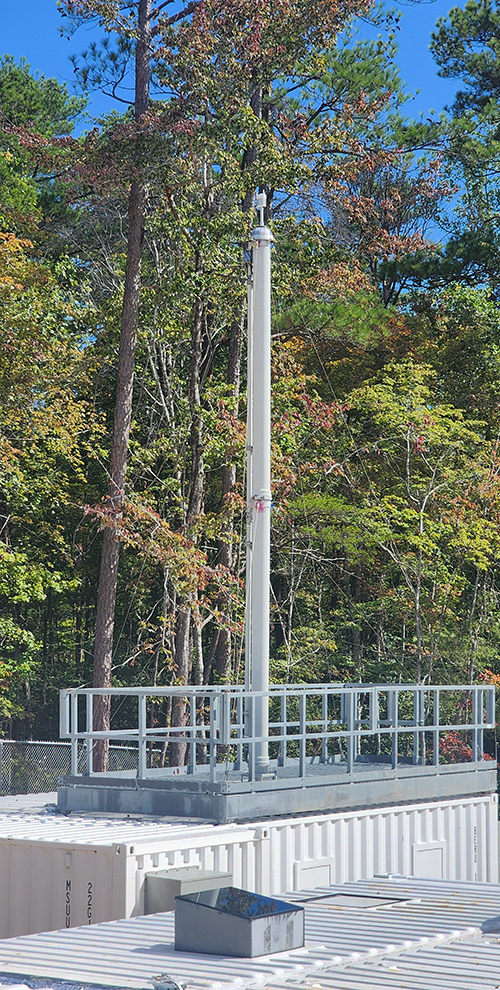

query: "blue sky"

left=394, top=1, right=460, bottom=114
left=1, top=0, right=461, bottom=125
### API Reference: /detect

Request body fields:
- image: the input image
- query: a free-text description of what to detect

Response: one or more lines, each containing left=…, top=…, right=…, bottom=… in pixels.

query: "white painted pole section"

left=244, top=252, right=253, bottom=694
left=249, top=195, right=273, bottom=774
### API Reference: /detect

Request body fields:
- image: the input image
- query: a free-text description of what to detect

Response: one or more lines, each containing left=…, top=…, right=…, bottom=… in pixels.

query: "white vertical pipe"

left=249, top=197, right=273, bottom=774
left=244, top=253, right=254, bottom=694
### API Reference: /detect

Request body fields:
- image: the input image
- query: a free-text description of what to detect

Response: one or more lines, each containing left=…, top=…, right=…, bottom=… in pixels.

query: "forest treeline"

left=2, top=0, right=500, bottom=740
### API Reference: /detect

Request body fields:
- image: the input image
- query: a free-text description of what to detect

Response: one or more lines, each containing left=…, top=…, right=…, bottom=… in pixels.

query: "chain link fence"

left=0, top=740, right=139, bottom=796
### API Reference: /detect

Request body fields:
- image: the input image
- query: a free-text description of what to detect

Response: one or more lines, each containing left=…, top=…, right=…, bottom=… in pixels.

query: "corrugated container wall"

left=0, top=793, right=497, bottom=940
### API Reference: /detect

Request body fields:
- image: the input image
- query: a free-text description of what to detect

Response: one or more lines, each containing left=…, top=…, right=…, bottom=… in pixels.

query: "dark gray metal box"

left=145, top=868, right=233, bottom=914
left=174, top=886, right=305, bottom=957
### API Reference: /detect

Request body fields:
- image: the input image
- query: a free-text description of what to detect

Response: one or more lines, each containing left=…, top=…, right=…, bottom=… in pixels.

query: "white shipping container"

left=2, top=876, right=500, bottom=990
left=0, top=792, right=497, bottom=940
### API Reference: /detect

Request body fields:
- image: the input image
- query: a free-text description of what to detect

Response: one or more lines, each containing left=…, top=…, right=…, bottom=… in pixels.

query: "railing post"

left=60, top=689, right=69, bottom=739
left=244, top=691, right=254, bottom=780
left=61, top=690, right=77, bottom=777
left=71, top=695, right=79, bottom=776
left=138, top=694, right=147, bottom=779
left=432, top=689, right=440, bottom=766
left=419, top=687, right=426, bottom=767
left=341, top=690, right=347, bottom=726
left=220, top=693, right=231, bottom=746
left=346, top=689, right=355, bottom=775
left=189, top=694, right=196, bottom=774
left=413, top=688, right=420, bottom=765
left=299, top=691, right=306, bottom=780
left=387, top=687, right=396, bottom=727
left=80, top=692, right=89, bottom=777
left=389, top=689, right=398, bottom=769
left=235, top=692, right=243, bottom=770
left=368, top=687, right=377, bottom=733
left=210, top=695, right=217, bottom=782
left=321, top=689, right=328, bottom=763
left=472, top=687, right=483, bottom=763
left=486, top=686, right=495, bottom=726
left=278, top=691, right=286, bottom=768
left=85, top=691, right=94, bottom=777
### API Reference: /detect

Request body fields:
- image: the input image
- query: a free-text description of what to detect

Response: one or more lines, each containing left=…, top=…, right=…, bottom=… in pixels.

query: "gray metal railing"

left=59, top=683, right=496, bottom=783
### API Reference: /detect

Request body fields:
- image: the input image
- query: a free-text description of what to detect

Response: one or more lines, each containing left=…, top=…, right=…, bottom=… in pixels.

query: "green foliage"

left=409, top=285, right=500, bottom=423
left=3, top=13, right=500, bottom=740
left=431, top=0, right=500, bottom=115
left=0, top=55, right=86, bottom=135
left=425, top=3, right=500, bottom=293
left=0, top=56, right=86, bottom=235
left=0, top=618, right=37, bottom=719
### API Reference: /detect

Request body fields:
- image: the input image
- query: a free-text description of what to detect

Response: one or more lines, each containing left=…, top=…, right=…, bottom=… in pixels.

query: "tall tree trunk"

left=210, top=103, right=264, bottom=684
left=467, top=569, right=486, bottom=684
left=92, top=0, right=151, bottom=772
left=214, top=307, right=244, bottom=682
left=169, top=293, right=205, bottom=766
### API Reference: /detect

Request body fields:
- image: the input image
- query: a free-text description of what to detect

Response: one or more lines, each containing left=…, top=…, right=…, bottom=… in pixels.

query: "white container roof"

left=0, top=804, right=243, bottom=848
left=0, top=792, right=491, bottom=850
left=1, top=877, right=500, bottom=990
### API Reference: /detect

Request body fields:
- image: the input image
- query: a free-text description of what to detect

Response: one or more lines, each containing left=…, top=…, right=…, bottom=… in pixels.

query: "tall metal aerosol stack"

left=245, top=192, right=273, bottom=776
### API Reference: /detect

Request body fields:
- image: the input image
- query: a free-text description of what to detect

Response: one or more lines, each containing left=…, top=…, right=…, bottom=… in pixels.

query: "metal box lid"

left=174, top=886, right=305, bottom=957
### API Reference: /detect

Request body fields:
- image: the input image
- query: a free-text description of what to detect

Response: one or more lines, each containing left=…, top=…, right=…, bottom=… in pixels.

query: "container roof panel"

left=0, top=878, right=500, bottom=990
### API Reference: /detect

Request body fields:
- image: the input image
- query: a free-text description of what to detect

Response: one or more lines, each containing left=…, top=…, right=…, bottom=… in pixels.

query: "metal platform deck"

left=58, top=763, right=497, bottom=820
left=57, top=682, right=497, bottom=821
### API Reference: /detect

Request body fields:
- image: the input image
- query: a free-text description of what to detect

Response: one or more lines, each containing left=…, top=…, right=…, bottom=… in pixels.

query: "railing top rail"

left=59, top=680, right=496, bottom=782
left=60, top=682, right=494, bottom=697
